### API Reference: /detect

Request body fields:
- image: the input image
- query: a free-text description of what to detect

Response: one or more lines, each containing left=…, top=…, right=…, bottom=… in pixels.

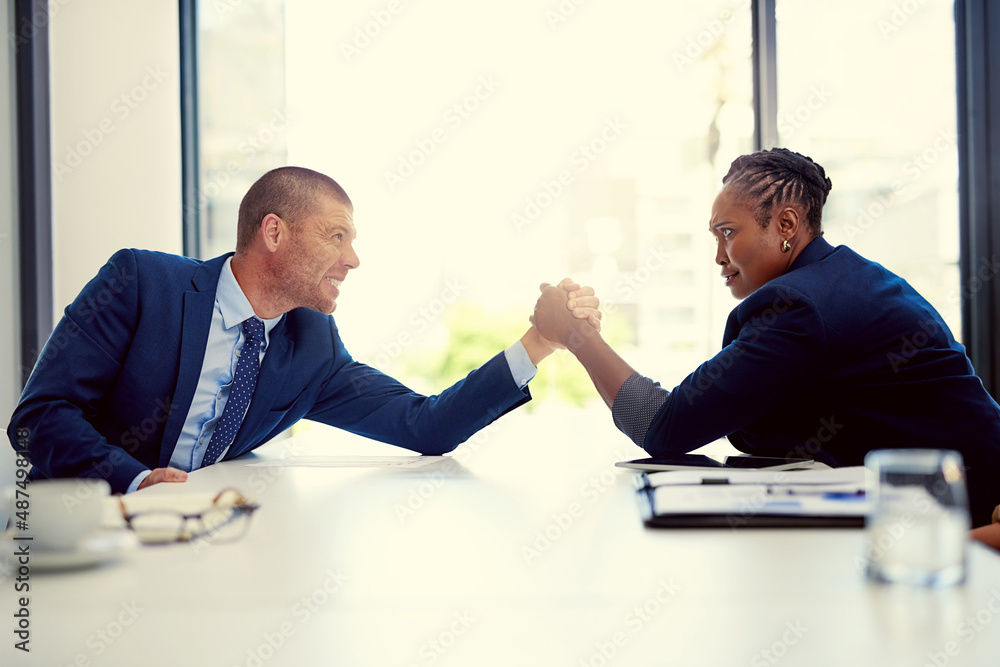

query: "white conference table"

left=5, top=405, right=1000, bottom=667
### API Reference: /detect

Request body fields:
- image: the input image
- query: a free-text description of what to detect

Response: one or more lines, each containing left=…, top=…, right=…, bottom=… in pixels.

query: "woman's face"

left=709, top=187, right=795, bottom=299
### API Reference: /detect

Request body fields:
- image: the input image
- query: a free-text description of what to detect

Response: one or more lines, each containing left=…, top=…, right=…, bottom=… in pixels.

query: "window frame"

left=14, top=0, right=54, bottom=388
left=168, top=0, right=999, bottom=401
left=956, top=0, right=1000, bottom=398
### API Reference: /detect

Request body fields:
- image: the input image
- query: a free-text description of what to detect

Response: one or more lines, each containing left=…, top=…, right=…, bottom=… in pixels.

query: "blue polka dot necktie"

left=201, top=317, right=265, bottom=467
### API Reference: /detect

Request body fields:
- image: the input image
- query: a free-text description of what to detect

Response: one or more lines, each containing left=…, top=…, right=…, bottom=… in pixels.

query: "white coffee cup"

left=3, top=479, right=111, bottom=551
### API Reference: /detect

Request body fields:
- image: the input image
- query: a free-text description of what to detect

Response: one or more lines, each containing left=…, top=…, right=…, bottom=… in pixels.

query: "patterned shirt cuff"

left=612, top=373, right=670, bottom=447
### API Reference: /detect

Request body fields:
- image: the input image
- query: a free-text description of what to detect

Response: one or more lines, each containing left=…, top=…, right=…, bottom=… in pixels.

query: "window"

left=197, top=0, right=287, bottom=260
left=195, top=0, right=963, bottom=401
left=775, top=0, right=960, bottom=337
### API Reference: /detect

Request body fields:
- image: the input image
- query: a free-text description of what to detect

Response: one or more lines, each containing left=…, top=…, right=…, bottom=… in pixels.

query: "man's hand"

left=522, top=278, right=601, bottom=365
left=526, top=279, right=636, bottom=409
left=138, top=467, right=188, bottom=490
left=531, top=279, right=602, bottom=351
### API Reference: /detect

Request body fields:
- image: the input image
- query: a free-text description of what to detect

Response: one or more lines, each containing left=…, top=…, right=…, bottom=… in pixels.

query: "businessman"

left=8, top=166, right=600, bottom=493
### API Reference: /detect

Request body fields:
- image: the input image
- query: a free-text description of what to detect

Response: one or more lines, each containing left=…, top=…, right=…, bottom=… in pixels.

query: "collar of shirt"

left=217, top=256, right=283, bottom=348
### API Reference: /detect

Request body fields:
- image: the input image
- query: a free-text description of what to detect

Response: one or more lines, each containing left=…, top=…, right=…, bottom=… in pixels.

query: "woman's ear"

left=777, top=205, right=802, bottom=238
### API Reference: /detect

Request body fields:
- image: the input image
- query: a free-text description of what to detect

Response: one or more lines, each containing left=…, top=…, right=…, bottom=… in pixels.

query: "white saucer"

left=1, top=530, right=138, bottom=572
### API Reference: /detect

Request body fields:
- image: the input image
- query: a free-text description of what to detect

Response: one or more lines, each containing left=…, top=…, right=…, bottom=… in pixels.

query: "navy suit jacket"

left=8, top=250, right=530, bottom=493
left=644, top=237, right=1000, bottom=525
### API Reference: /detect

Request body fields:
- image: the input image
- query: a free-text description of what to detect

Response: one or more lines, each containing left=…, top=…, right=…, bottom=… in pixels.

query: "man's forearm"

left=9, top=408, right=150, bottom=494
left=519, top=326, right=557, bottom=367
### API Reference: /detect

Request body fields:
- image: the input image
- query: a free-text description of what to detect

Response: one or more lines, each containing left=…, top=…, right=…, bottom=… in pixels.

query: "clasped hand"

left=532, top=278, right=602, bottom=349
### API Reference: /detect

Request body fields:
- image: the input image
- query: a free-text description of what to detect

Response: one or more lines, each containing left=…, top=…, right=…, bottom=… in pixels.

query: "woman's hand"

left=521, top=278, right=601, bottom=364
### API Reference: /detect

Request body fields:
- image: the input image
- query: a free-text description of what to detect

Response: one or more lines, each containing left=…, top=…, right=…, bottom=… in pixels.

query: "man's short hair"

left=236, top=167, right=352, bottom=252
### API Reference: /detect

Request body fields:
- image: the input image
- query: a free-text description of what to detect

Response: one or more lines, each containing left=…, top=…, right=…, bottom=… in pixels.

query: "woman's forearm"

left=566, top=329, right=637, bottom=409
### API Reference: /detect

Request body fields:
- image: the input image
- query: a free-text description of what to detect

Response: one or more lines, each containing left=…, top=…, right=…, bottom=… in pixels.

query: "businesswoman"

left=534, top=148, right=1000, bottom=526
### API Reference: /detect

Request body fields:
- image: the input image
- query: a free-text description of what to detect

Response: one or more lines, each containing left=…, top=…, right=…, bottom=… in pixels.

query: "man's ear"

left=261, top=213, right=284, bottom=252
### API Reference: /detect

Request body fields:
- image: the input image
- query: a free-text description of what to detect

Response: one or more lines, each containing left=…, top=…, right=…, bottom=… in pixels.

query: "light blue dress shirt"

left=127, top=259, right=538, bottom=492
left=127, top=258, right=282, bottom=491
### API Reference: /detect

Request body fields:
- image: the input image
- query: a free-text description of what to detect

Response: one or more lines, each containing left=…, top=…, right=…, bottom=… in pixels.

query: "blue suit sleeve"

left=304, top=320, right=531, bottom=455
left=7, top=250, right=151, bottom=492
left=643, top=285, right=828, bottom=457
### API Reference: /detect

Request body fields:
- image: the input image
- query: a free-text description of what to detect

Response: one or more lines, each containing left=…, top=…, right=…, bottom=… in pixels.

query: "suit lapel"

left=159, top=256, right=230, bottom=467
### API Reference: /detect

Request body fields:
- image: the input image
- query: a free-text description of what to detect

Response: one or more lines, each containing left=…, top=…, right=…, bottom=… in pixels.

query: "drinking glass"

left=863, top=449, right=969, bottom=587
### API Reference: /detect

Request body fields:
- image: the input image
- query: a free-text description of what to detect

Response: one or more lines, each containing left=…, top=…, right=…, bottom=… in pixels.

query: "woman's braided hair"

left=721, top=148, right=833, bottom=237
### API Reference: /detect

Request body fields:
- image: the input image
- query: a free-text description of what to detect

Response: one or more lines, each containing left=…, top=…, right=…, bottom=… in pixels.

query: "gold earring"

left=781, top=240, right=791, bottom=253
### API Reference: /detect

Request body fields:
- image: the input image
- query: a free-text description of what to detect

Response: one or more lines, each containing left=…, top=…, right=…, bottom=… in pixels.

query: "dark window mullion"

left=179, top=0, right=201, bottom=258
left=956, top=0, right=1000, bottom=399
left=751, top=0, right=778, bottom=151
left=15, top=0, right=53, bottom=387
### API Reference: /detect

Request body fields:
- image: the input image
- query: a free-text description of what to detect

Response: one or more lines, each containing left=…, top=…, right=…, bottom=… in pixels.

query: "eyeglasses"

left=119, top=488, right=260, bottom=545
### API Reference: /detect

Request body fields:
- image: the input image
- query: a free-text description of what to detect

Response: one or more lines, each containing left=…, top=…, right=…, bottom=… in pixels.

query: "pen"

left=766, top=488, right=866, bottom=500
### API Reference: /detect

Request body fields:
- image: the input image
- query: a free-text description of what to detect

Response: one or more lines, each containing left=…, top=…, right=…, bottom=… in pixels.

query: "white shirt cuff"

left=504, top=340, right=537, bottom=391
left=126, top=470, right=152, bottom=494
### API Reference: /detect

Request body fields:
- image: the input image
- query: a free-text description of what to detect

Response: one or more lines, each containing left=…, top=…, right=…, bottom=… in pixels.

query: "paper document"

left=245, top=456, right=448, bottom=468
left=649, top=483, right=870, bottom=518
left=636, top=466, right=870, bottom=527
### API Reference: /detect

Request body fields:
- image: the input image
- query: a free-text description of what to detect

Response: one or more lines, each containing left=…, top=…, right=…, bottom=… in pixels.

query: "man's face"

left=274, top=197, right=360, bottom=314
left=709, top=188, right=789, bottom=300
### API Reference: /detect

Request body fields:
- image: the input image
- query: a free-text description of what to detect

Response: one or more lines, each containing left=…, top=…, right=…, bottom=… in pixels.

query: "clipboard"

left=634, top=466, right=869, bottom=529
